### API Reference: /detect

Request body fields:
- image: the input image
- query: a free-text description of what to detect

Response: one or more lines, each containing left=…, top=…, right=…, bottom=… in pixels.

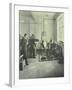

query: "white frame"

left=9, top=3, right=70, bottom=87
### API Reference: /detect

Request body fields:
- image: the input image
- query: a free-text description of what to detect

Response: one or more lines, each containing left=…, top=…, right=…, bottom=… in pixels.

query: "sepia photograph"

left=19, top=10, right=64, bottom=79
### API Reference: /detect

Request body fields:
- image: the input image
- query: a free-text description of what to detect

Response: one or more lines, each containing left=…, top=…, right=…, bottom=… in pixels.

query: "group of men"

left=20, top=33, right=36, bottom=65
left=19, top=33, right=64, bottom=66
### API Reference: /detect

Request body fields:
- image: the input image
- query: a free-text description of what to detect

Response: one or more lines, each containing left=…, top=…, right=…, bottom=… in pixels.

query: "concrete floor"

left=19, top=55, right=64, bottom=79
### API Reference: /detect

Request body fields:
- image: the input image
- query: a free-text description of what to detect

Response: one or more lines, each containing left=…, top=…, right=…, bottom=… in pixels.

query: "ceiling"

left=19, top=10, right=63, bottom=23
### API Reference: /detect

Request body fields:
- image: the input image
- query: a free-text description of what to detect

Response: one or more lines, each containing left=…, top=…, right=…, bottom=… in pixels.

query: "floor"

left=19, top=55, right=64, bottom=79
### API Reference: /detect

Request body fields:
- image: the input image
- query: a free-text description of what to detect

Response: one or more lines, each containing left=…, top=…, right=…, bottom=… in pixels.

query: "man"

left=28, top=34, right=36, bottom=58
left=22, top=33, right=28, bottom=65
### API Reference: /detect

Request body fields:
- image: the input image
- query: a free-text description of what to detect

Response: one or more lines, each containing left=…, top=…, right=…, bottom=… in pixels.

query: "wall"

left=0, top=0, right=72, bottom=89
left=19, top=11, right=57, bottom=42
left=44, top=18, right=57, bottom=42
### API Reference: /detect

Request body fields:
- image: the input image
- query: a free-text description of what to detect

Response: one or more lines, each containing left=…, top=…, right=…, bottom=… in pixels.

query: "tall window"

left=57, top=13, right=64, bottom=42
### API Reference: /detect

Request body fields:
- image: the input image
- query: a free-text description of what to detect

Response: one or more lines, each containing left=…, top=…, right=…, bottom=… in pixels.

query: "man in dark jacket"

left=22, top=33, right=28, bottom=65
left=28, top=34, right=36, bottom=58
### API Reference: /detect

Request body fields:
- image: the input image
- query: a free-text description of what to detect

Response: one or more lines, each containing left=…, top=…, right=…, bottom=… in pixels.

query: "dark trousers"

left=24, top=57, right=28, bottom=65
left=22, top=49, right=28, bottom=65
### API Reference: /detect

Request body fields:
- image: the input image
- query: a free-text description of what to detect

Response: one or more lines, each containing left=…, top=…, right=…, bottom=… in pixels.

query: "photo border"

left=9, top=3, right=70, bottom=87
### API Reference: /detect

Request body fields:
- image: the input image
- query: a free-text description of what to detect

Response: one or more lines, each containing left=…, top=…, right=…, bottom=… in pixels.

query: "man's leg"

left=33, top=48, right=35, bottom=58
left=25, top=58, right=28, bottom=65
